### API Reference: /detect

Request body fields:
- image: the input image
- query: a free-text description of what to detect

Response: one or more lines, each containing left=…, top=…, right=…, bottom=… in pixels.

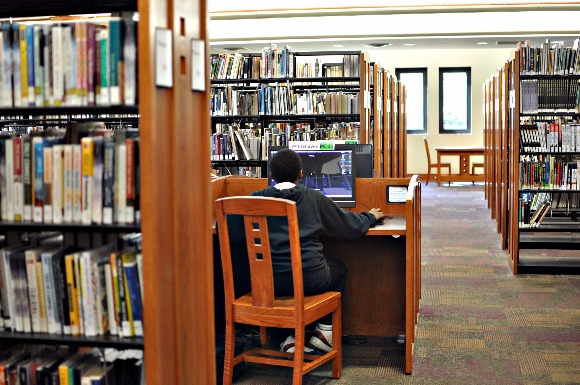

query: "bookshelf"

left=503, top=43, right=580, bottom=274
left=0, top=1, right=215, bottom=385
left=209, top=50, right=372, bottom=178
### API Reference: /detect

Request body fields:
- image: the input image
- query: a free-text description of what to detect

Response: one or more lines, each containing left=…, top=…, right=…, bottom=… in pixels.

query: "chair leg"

left=331, top=305, right=342, bottom=379
left=292, top=328, right=306, bottom=385
left=425, top=167, right=431, bottom=186
left=222, top=321, right=236, bottom=385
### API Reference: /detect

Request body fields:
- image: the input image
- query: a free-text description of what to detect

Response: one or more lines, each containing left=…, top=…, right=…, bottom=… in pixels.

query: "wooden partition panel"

left=139, top=1, right=215, bottom=384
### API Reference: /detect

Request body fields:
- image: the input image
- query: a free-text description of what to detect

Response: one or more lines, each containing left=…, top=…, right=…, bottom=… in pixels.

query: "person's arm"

left=317, top=197, right=384, bottom=239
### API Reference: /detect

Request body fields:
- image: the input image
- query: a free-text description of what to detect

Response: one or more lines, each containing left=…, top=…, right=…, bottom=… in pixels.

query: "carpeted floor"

left=231, top=183, right=580, bottom=385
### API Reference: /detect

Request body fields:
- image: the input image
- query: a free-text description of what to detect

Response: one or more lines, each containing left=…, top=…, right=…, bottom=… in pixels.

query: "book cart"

left=209, top=50, right=407, bottom=179
left=485, top=42, right=580, bottom=274
left=0, top=1, right=215, bottom=385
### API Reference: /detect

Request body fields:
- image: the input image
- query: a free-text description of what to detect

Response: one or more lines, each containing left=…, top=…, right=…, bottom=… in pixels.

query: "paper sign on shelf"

left=288, top=140, right=359, bottom=151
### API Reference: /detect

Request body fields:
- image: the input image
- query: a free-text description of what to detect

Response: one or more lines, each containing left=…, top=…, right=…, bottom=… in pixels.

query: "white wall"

left=368, top=48, right=512, bottom=175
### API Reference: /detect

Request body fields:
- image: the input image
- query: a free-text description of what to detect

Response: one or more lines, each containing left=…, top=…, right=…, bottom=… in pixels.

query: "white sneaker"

left=280, top=335, right=314, bottom=354
left=308, top=324, right=333, bottom=353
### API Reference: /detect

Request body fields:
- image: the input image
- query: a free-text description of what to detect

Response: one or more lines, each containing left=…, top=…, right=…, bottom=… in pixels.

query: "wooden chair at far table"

left=215, top=196, right=342, bottom=385
left=423, top=137, right=450, bottom=186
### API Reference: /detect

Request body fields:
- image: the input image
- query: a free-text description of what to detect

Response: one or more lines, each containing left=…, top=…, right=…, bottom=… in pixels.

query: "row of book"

left=0, top=239, right=144, bottom=339
left=211, top=122, right=360, bottom=161
left=0, top=345, right=143, bottom=385
left=210, top=48, right=361, bottom=80
left=211, top=165, right=263, bottom=178
left=0, top=130, right=140, bottom=225
left=519, top=78, right=580, bottom=114
left=210, top=83, right=360, bottom=117
left=518, top=195, right=552, bottom=228
left=519, top=120, right=580, bottom=153
left=0, top=18, right=137, bottom=108
left=518, top=38, right=580, bottom=76
left=518, top=155, right=579, bottom=190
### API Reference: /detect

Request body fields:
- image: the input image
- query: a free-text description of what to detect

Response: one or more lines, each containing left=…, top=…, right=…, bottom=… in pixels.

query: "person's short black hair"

left=270, top=148, right=302, bottom=183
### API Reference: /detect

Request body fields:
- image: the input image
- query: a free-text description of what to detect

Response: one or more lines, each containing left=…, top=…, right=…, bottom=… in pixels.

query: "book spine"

left=108, top=19, right=121, bottom=105
left=22, top=137, right=32, bottom=222
left=41, top=252, right=57, bottom=334
left=116, top=253, right=130, bottom=337
left=65, top=253, right=80, bottom=336
left=72, top=144, right=82, bottom=223
left=125, top=138, right=134, bottom=224
left=32, top=137, right=44, bottom=223
left=63, top=145, right=73, bottom=223
left=35, top=254, right=48, bottom=333
left=87, top=22, right=96, bottom=106
left=12, top=137, right=23, bottom=222
left=1, top=24, right=13, bottom=107
left=0, top=139, right=6, bottom=220
left=114, top=140, right=126, bottom=224
left=5, top=138, right=14, bottom=221
left=102, top=138, right=115, bottom=225
left=52, top=24, right=64, bottom=106
left=12, top=23, right=21, bottom=107
left=19, top=24, right=28, bottom=106
left=34, top=25, right=44, bottom=107
left=81, top=137, right=94, bottom=225
left=123, top=256, right=143, bottom=337
left=43, top=24, right=52, bottom=106
left=104, top=262, right=117, bottom=336
left=26, top=24, right=34, bottom=106
left=123, top=18, right=136, bottom=106
left=25, top=251, right=41, bottom=333
left=91, top=138, right=103, bottom=225
left=43, top=143, right=53, bottom=223
left=54, top=252, right=71, bottom=335
left=80, top=252, right=97, bottom=337
left=98, top=25, right=109, bottom=105
left=52, top=144, right=64, bottom=224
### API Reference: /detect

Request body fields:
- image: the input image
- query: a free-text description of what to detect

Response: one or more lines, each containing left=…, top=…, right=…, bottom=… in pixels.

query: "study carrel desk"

left=211, top=175, right=422, bottom=374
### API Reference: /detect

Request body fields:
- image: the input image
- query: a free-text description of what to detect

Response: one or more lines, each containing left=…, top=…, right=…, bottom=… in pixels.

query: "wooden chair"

left=215, top=196, right=342, bottom=385
left=471, top=162, right=484, bottom=175
left=423, top=137, right=451, bottom=186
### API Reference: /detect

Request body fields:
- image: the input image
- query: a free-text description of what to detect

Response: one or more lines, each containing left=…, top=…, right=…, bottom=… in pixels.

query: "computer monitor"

left=267, top=145, right=357, bottom=208
left=335, top=143, right=373, bottom=178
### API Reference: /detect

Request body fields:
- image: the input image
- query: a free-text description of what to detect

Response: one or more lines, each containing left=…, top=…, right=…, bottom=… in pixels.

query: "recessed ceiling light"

left=333, top=44, right=344, bottom=48
left=403, top=43, right=415, bottom=46
left=477, top=42, right=488, bottom=45
left=361, top=43, right=394, bottom=49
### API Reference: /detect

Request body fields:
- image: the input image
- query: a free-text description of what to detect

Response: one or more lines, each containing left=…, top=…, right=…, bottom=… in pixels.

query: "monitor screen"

left=335, top=143, right=373, bottom=178
left=267, top=146, right=357, bottom=208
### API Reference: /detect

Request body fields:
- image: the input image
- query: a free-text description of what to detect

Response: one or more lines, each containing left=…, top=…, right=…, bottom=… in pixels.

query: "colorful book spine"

left=32, top=136, right=44, bottom=223
left=102, top=138, right=115, bottom=225
left=22, top=137, right=32, bottom=222
left=108, top=19, right=121, bottom=105
left=12, top=137, right=23, bottom=222
left=81, top=137, right=94, bottom=225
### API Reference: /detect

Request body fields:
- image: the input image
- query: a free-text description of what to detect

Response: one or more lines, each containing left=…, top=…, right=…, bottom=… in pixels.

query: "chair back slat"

left=244, top=215, right=275, bottom=307
left=215, top=196, right=304, bottom=310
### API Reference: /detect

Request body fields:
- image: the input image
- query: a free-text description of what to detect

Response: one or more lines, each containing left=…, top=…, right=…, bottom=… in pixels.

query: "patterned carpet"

left=230, top=183, right=580, bottom=385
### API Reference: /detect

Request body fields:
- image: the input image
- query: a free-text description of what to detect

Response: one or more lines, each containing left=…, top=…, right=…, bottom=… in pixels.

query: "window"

left=439, top=67, right=471, bottom=134
left=395, top=68, right=427, bottom=134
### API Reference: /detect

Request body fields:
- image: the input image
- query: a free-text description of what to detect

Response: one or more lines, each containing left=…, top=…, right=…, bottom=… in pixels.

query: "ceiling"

left=208, top=1, right=580, bottom=53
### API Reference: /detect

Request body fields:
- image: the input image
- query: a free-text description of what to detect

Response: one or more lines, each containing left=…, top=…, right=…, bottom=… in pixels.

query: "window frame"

left=438, top=67, right=472, bottom=134
left=395, top=67, right=427, bottom=135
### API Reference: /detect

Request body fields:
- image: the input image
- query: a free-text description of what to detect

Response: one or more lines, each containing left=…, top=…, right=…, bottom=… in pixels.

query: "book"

left=22, top=136, right=32, bottom=222
left=125, top=137, right=136, bottom=224
left=114, top=133, right=127, bottom=224
left=108, top=18, right=122, bottom=105
left=97, top=24, right=109, bottom=106
left=7, top=245, right=30, bottom=332
left=102, top=137, right=115, bottom=225
left=91, top=136, right=104, bottom=225
left=42, top=138, right=55, bottom=223
left=52, top=144, right=64, bottom=224
left=1, top=23, right=13, bottom=107
left=104, top=261, right=117, bottom=336
left=58, top=349, right=98, bottom=385
left=32, top=136, right=45, bottom=223
left=123, top=18, right=137, bottom=106
left=81, top=137, right=94, bottom=225
left=5, top=138, right=14, bottom=221
left=111, top=249, right=130, bottom=337
left=72, top=143, right=83, bottom=223
left=12, top=136, right=24, bottom=222
left=122, top=249, right=143, bottom=337
left=79, top=243, right=115, bottom=336
left=24, top=246, right=51, bottom=333
left=0, top=137, right=7, bottom=220
left=64, top=251, right=81, bottom=336
left=63, top=144, right=73, bottom=223
left=1, top=244, right=30, bottom=330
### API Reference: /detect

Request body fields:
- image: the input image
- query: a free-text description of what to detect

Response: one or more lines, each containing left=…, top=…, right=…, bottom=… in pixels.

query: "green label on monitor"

left=344, top=140, right=358, bottom=144
left=319, top=142, right=334, bottom=150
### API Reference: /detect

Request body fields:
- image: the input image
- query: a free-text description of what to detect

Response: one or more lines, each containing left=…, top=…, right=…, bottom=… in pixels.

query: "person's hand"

left=369, top=208, right=386, bottom=222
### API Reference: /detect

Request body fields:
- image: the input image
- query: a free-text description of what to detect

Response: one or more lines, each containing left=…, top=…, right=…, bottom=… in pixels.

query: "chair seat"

left=233, top=292, right=341, bottom=326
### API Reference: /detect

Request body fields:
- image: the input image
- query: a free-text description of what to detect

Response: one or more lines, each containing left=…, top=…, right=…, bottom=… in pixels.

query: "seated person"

left=228, top=148, right=386, bottom=354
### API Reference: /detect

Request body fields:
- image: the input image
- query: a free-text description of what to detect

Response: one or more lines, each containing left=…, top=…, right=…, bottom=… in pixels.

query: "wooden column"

left=139, top=0, right=215, bottom=384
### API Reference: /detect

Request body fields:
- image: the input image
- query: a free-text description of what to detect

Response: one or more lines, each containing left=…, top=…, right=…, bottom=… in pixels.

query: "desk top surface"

left=434, top=146, right=485, bottom=152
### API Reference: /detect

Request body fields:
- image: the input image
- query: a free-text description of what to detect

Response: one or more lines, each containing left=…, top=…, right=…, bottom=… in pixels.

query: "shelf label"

left=288, top=140, right=359, bottom=151
left=509, top=90, right=516, bottom=108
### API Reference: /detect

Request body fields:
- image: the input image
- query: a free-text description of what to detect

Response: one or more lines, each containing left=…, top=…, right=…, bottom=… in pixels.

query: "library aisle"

left=231, top=183, right=580, bottom=385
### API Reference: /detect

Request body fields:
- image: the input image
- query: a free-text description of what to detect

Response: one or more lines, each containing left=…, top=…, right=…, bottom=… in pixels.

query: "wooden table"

left=434, top=146, right=485, bottom=186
